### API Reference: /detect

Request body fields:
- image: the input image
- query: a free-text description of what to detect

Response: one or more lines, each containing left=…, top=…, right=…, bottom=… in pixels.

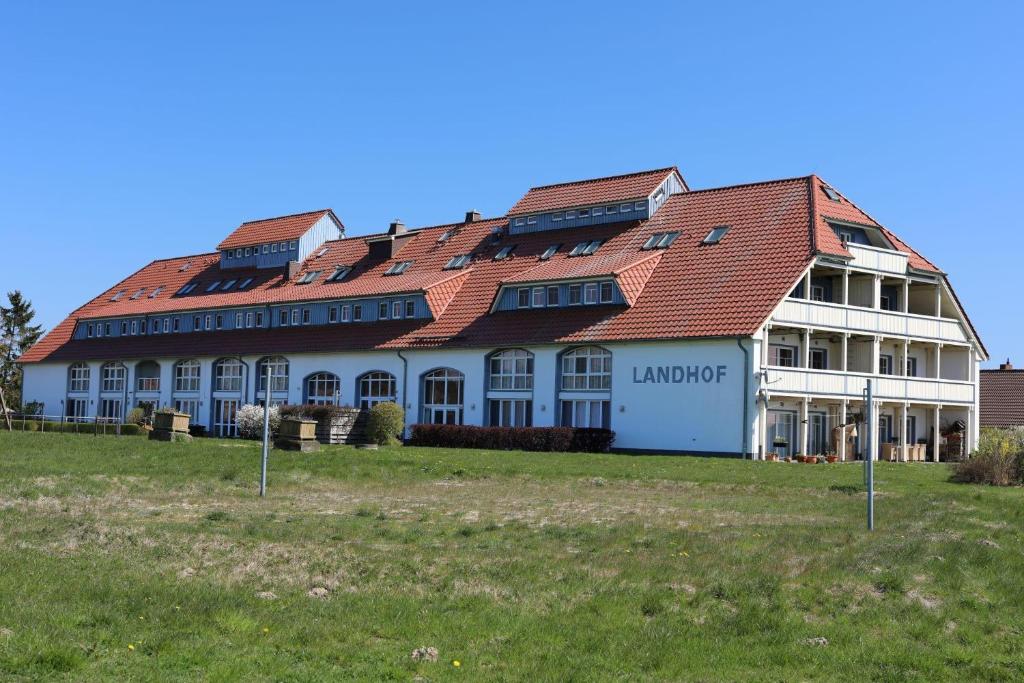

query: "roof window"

left=130, top=289, right=146, bottom=300
left=569, top=240, right=602, bottom=257
left=437, top=230, right=453, bottom=243
left=316, top=247, right=329, bottom=258
left=641, top=231, right=680, bottom=250
left=179, top=262, right=191, bottom=272
left=148, top=286, right=164, bottom=298
left=176, top=283, right=197, bottom=295
left=385, top=261, right=412, bottom=275
left=822, top=185, right=841, bottom=202
left=444, top=254, right=472, bottom=270
left=493, top=246, right=515, bottom=261
left=296, top=270, right=321, bottom=285
left=206, top=281, right=221, bottom=292
left=326, top=265, right=351, bottom=282
left=238, top=277, right=253, bottom=289
left=702, top=225, right=730, bottom=245
left=540, top=244, right=560, bottom=261
left=221, top=280, right=236, bottom=290
left=110, top=290, right=126, bottom=302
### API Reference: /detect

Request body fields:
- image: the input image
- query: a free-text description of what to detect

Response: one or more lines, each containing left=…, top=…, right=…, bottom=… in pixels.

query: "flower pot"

left=279, top=417, right=317, bottom=440
left=765, top=453, right=778, bottom=462
left=154, top=411, right=190, bottom=433
left=826, top=455, right=839, bottom=463
left=804, top=456, right=818, bottom=464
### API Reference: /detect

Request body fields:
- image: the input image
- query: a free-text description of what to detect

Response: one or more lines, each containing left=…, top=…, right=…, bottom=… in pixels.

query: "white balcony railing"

left=847, top=243, right=909, bottom=275
left=773, top=299, right=968, bottom=344
left=765, top=367, right=974, bottom=404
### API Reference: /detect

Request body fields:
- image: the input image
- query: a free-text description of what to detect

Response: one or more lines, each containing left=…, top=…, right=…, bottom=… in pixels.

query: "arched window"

left=174, top=360, right=201, bottom=392
left=357, top=371, right=396, bottom=409
left=305, top=372, right=341, bottom=405
left=100, top=362, right=126, bottom=392
left=135, top=360, right=161, bottom=392
left=256, top=356, right=290, bottom=394
left=488, top=349, right=534, bottom=390
left=68, top=363, right=90, bottom=393
left=559, top=346, right=612, bottom=429
left=422, top=368, right=464, bottom=424
left=560, top=346, right=611, bottom=390
left=214, top=358, right=243, bottom=392
left=487, top=350, right=533, bottom=427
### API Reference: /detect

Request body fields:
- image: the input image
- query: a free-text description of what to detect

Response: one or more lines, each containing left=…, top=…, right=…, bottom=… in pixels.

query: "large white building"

left=19, top=167, right=986, bottom=458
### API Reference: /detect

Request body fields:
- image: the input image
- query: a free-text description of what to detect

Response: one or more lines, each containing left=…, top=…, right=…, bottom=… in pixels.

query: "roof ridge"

left=527, top=167, right=677, bottom=191
left=687, top=174, right=813, bottom=195
left=239, top=208, right=331, bottom=226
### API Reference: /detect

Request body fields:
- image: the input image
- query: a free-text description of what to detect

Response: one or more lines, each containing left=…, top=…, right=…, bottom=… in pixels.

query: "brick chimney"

left=286, top=260, right=300, bottom=280
left=388, top=219, right=406, bottom=235
left=999, top=358, right=1014, bottom=371
left=465, top=210, right=482, bottom=223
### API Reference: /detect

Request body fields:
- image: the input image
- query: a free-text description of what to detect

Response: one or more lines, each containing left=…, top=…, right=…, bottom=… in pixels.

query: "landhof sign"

left=632, top=364, right=728, bottom=384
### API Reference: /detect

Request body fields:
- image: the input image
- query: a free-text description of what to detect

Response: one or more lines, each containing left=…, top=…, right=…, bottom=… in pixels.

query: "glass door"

left=213, top=399, right=239, bottom=437
left=809, top=412, right=828, bottom=455
left=766, top=410, right=796, bottom=458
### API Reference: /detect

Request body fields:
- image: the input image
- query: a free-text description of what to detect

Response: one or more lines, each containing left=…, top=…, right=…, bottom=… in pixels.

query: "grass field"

left=0, top=432, right=1021, bottom=681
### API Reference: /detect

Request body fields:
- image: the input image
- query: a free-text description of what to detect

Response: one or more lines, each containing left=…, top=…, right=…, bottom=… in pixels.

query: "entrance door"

left=907, top=416, right=917, bottom=445
left=766, top=410, right=797, bottom=458
left=213, top=399, right=239, bottom=437
left=809, top=412, right=828, bottom=455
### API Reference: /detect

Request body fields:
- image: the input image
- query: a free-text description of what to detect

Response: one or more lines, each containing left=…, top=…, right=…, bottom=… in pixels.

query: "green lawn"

left=0, top=432, right=1021, bottom=681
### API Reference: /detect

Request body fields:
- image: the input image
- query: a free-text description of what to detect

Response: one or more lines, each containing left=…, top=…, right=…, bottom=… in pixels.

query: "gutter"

left=396, top=349, right=409, bottom=439
left=736, top=338, right=751, bottom=459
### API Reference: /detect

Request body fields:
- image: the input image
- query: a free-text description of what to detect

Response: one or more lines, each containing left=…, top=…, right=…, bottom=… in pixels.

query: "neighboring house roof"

left=217, top=209, right=339, bottom=250
left=508, top=167, right=682, bottom=216
left=20, top=171, right=978, bottom=364
left=980, top=367, right=1024, bottom=428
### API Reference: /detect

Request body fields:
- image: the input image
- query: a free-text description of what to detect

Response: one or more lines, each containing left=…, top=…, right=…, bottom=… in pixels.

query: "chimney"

left=465, top=210, right=482, bottom=223
left=286, top=260, right=300, bottom=280
left=388, top=219, right=406, bottom=235
left=1000, top=359, right=1014, bottom=371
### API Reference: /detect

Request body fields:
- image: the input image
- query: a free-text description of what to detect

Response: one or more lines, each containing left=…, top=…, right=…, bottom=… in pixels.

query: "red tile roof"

left=21, top=172, right=979, bottom=364
left=980, top=368, right=1024, bottom=428
left=508, top=168, right=682, bottom=216
left=217, top=209, right=340, bottom=250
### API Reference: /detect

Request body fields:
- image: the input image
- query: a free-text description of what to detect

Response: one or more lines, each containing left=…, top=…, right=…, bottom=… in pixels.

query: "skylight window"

left=296, top=270, right=322, bottom=285
left=702, top=225, right=731, bottom=245
left=437, top=230, right=453, bottom=243
left=568, top=240, right=602, bottom=256
left=444, top=254, right=472, bottom=270
left=540, top=244, right=560, bottom=261
left=221, top=280, right=237, bottom=290
left=179, top=262, right=191, bottom=272
left=316, top=247, right=329, bottom=258
left=238, top=278, right=253, bottom=289
left=148, top=286, right=164, bottom=298
left=110, top=290, right=126, bottom=302
left=176, top=283, right=197, bottom=295
left=206, top=281, right=221, bottom=292
left=493, top=246, right=515, bottom=261
left=642, top=231, right=680, bottom=250
left=384, top=261, right=412, bottom=275
left=326, top=265, right=351, bottom=282
left=822, top=185, right=841, bottom=202
left=130, top=288, right=146, bottom=300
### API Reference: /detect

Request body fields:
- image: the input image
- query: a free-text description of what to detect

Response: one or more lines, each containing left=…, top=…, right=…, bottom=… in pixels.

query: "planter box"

left=314, top=408, right=369, bottom=445
left=882, top=443, right=898, bottom=462
left=154, top=411, right=190, bottom=433
left=279, top=418, right=317, bottom=441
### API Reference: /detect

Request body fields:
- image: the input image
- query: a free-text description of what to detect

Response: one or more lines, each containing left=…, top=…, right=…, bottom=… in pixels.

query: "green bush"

left=7, top=421, right=144, bottom=436
left=126, top=407, right=147, bottom=426
left=952, top=428, right=1024, bottom=486
left=367, top=402, right=405, bottom=446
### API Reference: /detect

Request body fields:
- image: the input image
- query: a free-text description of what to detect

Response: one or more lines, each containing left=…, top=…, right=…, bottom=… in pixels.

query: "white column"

left=967, top=406, right=975, bottom=456
left=804, top=270, right=812, bottom=300
left=936, top=344, right=943, bottom=380
left=899, top=403, right=909, bottom=462
left=800, top=398, right=810, bottom=456
left=902, top=340, right=910, bottom=376
left=841, top=334, right=849, bottom=372
left=872, top=336, right=881, bottom=375
left=873, top=275, right=882, bottom=310
left=840, top=400, right=849, bottom=462
left=842, top=270, right=850, bottom=306
left=932, top=405, right=941, bottom=462
left=935, top=283, right=942, bottom=317
left=901, top=279, right=910, bottom=313
left=762, top=325, right=771, bottom=366
left=758, top=399, right=767, bottom=461
left=802, top=329, right=811, bottom=369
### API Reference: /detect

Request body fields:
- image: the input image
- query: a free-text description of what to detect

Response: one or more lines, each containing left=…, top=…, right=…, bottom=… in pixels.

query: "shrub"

left=279, top=404, right=351, bottom=422
left=234, top=404, right=281, bottom=440
left=952, top=428, right=1024, bottom=486
left=367, top=402, right=405, bottom=446
left=126, top=407, right=147, bottom=426
left=408, top=424, right=605, bottom=452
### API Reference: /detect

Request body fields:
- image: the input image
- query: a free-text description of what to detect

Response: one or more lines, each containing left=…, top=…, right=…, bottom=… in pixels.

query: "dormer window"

left=235, top=249, right=242, bottom=258
left=271, top=243, right=278, bottom=253
left=326, top=265, right=351, bottom=282
left=206, top=281, right=221, bottom=292
left=244, top=247, right=251, bottom=257
left=702, top=226, right=730, bottom=245
left=565, top=211, right=576, bottom=220
left=289, top=241, right=297, bottom=250
left=514, top=218, right=526, bottom=227
left=822, top=185, right=841, bottom=202
left=569, top=240, right=602, bottom=257
left=526, top=216, right=538, bottom=225
left=606, top=204, right=618, bottom=214
left=620, top=203, right=631, bottom=212
left=225, top=251, right=232, bottom=259
left=552, top=212, right=563, bottom=222
left=385, top=261, right=413, bottom=275
left=642, top=232, right=680, bottom=250
left=444, top=254, right=472, bottom=270
left=263, top=244, right=269, bottom=254
left=578, top=208, right=590, bottom=218
left=634, top=201, right=645, bottom=211
left=540, top=244, right=560, bottom=261
left=296, top=270, right=321, bottom=285
left=653, top=188, right=665, bottom=201
left=494, top=246, right=515, bottom=261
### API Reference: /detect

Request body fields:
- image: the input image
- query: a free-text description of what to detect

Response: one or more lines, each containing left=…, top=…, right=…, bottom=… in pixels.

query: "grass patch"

left=0, top=432, right=1022, bottom=680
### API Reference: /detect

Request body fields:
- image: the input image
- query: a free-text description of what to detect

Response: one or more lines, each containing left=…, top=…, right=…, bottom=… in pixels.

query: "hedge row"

left=6, top=421, right=145, bottom=436
left=408, top=424, right=615, bottom=453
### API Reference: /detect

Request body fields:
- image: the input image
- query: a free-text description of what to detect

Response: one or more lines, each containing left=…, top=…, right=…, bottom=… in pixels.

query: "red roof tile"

left=508, top=168, right=682, bottom=216
left=217, top=209, right=340, bottom=250
left=980, top=368, right=1024, bottom=428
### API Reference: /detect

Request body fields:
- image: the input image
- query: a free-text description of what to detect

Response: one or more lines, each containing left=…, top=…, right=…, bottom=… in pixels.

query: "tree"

left=0, top=291, right=44, bottom=410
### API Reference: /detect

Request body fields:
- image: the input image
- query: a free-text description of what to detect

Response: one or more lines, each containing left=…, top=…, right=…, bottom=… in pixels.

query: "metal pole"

left=259, top=363, right=271, bottom=497
left=866, top=379, right=874, bottom=531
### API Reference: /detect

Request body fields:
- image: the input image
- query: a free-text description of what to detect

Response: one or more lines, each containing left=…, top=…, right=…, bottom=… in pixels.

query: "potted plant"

left=804, top=455, right=818, bottom=464
left=153, top=407, right=190, bottom=433
left=279, top=416, right=318, bottom=440
left=825, top=453, right=839, bottom=463
left=765, top=452, right=779, bottom=462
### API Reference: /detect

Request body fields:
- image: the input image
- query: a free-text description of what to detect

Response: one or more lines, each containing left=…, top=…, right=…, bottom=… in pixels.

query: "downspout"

left=736, top=338, right=751, bottom=459
left=396, top=349, right=409, bottom=440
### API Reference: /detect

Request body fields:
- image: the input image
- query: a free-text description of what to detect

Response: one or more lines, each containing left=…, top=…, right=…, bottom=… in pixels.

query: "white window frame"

left=532, top=287, right=545, bottom=308
left=392, top=300, right=402, bottom=319
left=584, top=283, right=598, bottom=304
left=547, top=285, right=559, bottom=306
left=174, top=360, right=201, bottom=392
left=560, top=346, right=612, bottom=391
left=341, top=305, right=350, bottom=322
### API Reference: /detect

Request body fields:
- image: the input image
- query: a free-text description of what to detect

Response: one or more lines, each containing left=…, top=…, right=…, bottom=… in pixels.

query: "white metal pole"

left=259, top=364, right=271, bottom=497
left=866, top=379, right=874, bottom=531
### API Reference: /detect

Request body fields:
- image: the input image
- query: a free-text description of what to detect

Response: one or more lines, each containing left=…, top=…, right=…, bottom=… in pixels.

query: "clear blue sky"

left=1, top=2, right=1020, bottom=366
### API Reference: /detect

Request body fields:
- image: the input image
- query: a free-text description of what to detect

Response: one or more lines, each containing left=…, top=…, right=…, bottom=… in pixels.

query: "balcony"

left=773, top=299, right=968, bottom=344
left=846, top=243, right=909, bottom=276
left=136, top=378, right=161, bottom=392
left=765, top=367, right=974, bottom=404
